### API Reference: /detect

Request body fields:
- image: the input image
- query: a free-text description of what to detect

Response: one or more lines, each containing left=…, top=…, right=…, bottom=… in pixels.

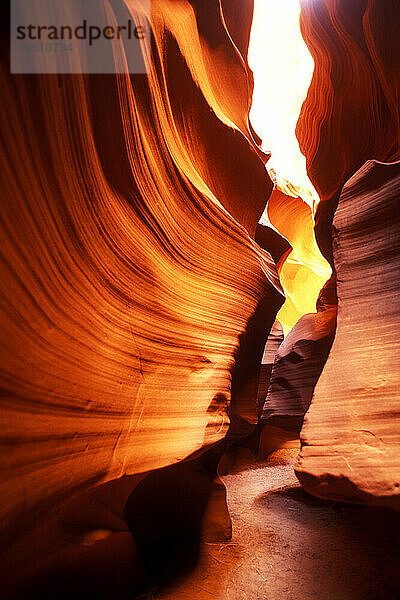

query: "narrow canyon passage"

left=1, top=0, right=400, bottom=598
left=146, top=448, right=400, bottom=600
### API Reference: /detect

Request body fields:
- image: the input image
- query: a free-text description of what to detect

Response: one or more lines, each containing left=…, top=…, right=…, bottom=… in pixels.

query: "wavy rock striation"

left=260, top=275, right=336, bottom=429
left=293, top=0, right=400, bottom=509
left=260, top=308, right=336, bottom=428
left=296, top=160, right=400, bottom=509
left=297, top=0, right=400, bottom=269
left=0, top=0, right=284, bottom=579
left=297, top=0, right=400, bottom=204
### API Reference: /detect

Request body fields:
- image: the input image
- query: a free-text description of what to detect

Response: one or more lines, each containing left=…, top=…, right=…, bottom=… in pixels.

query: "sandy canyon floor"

left=148, top=448, right=400, bottom=600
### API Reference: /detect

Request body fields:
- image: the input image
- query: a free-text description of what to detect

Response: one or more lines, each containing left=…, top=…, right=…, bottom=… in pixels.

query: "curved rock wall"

left=293, top=0, right=400, bottom=509
left=265, top=185, right=331, bottom=334
left=296, top=0, right=400, bottom=203
left=0, top=0, right=284, bottom=571
left=261, top=308, right=336, bottom=425
left=296, top=161, right=400, bottom=509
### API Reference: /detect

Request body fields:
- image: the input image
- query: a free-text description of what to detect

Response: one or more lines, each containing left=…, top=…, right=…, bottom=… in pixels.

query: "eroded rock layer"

left=0, top=0, right=284, bottom=575
left=297, top=0, right=400, bottom=204
left=264, top=185, right=331, bottom=334
left=260, top=307, right=336, bottom=425
left=296, top=160, right=400, bottom=509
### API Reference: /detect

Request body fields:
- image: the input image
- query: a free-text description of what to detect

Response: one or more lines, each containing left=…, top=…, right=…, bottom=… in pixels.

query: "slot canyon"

left=0, top=0, right=399, bottom=598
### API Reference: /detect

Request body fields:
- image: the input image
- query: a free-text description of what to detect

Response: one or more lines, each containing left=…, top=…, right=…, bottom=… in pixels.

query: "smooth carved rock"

left=296, top=160, right=400, bottom=509
left=123, top=442, right=232, bottom=587
left=9, top=442, right=231, bottom=598
left=261, top=320, right=285, bottom=366
left=256, top=320, right=284, bottom=417
left=255, top=223, right=291, bottom=267
left=259, top=276, right=336, bottom=437
left=260, top=308, right=336, bottom=426
left=0, top=0, right=284, bottom=582
left=265, top=186, right=332, bottom=333
left=297, top=0, right=400, bottom=203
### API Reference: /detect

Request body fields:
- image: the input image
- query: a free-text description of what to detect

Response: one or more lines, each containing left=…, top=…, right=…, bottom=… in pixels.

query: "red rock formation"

left=256, top=320, right=284, bottom=417
left=297, top=0, right=400, bottom=204
left=255, top=223, right=291, bottom=268
left=259, top=276, right=336, bottom=435
left=260, top=307, right=336, bottom=428
left=296, top=160, right=400, bottom=509
left=0, top=0, right=284, bottom=583
left=292, top=0, right=400, bottom=509
left=265, top=185, right=331, bottom=333
left=221, top=0, right=254, bottom=62
left=297, top=0, right=400, bottom=270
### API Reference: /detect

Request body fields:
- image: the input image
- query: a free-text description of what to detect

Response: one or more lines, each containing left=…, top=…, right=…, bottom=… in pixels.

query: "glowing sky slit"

left=248, top=0, right=317, bottom=206
left=248, top=1, right=332, bottom=335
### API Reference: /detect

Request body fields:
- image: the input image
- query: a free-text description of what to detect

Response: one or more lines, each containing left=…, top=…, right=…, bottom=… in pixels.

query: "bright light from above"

left=248, top=0, right=317, bottom=205
left=249, top=1, right=332, bottom=336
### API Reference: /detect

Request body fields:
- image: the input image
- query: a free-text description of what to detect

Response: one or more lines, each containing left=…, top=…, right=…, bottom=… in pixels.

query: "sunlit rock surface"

left=297, top=0, right=400, bottom=272
left=296, top=160, right=400, bottom=509
left=0, top=0, right=284, bottom=579
left=293, top=0, right=400, bottom=509
left=263, top=184, right=331, bottom=334
left=296, top=0, right=400, bottom=204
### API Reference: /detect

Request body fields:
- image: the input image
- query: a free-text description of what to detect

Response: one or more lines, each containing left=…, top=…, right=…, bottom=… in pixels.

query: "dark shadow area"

left=123, top=439, right=231, bottom=592
left=229, top=291, right=284, bottom=429
left=256, top=484, right=400, bottom=600
left=266, top=483, right=334, bottom=507
left=5, top=440, right=232, bottom=600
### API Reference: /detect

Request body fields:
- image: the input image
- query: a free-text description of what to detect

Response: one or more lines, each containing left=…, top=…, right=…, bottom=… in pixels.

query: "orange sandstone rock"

left=296, top=160, right=400, bottom=510
left=260, top=308, right=336, bottom=426
left=297, top=0, right=400, bottom=204
left=0, top=0, right=284, bottom=583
